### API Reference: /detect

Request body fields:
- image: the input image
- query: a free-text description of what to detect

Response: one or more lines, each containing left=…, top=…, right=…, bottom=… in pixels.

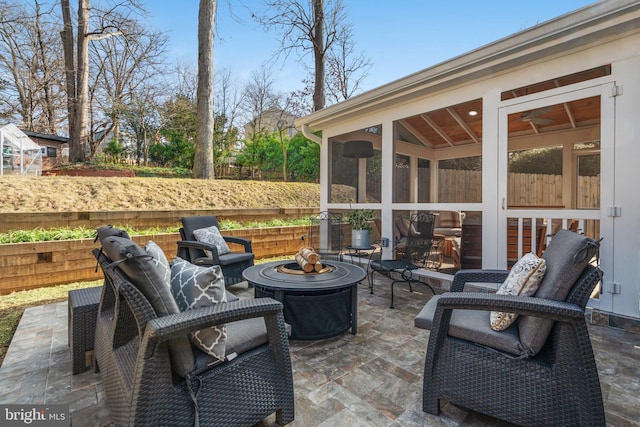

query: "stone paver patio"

left=1, top=273, right=639, bottom=426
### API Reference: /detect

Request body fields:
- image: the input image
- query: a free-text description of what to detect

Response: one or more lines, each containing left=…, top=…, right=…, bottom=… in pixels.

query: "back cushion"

left=101, top=236, right=195, bottom=377
left=395, top=215, right=409, bottom=237
left=436, top=211, right=456, bottom=228
left=518, top=230, right=600, bottom=355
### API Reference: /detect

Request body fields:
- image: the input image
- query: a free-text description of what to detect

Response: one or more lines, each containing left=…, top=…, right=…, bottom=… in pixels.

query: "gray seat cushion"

left=192, top=316, right=292, bottom=375
left=194, top=251, right=254, bottom=267
left=415, top=295, right=523, bottom=356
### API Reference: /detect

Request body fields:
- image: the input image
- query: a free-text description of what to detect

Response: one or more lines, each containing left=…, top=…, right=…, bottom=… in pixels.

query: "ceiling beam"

left=398, top=120, right=433, bottom=147
left=420, top=114, right=455, bottom=147
left=554, top=80, right=577, bottom=128
left=446, top=107, right=480, bottom=143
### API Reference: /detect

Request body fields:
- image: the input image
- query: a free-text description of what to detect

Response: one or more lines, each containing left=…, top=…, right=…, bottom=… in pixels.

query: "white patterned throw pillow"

left=490, top=252, right=546, bottom=331
left=145, top=240, right=171, bottom=286
left=170, top=257, right=227, bottom=362
left=193, top=225, right=231, bottom=258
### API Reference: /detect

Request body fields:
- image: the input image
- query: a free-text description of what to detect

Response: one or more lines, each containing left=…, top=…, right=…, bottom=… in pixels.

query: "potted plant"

left=346, top=208, right=375, bottom=249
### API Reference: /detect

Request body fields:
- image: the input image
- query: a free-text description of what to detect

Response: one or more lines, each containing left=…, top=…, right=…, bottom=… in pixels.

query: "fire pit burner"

left=276, top=262, right=334, bottom=275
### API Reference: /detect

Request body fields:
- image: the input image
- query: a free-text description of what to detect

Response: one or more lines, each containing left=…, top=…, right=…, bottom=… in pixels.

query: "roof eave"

left=295, top=0, right=640, bottom=131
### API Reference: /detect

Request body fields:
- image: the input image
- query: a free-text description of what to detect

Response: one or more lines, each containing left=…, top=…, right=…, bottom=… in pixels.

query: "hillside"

left=0, top=176, right=328, bottom=212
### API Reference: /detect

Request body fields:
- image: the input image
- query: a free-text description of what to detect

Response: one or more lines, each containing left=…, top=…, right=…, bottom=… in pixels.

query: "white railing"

left=506, top=209, right=600, bottom=260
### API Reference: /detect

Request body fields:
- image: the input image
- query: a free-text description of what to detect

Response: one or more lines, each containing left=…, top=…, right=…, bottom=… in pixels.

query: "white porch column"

left=358, top=157, right=367, bottom=202
left=483, top=88, right=502, bottom=268
left=319, top=135, right=329, bottom=210
left=562, top=143, right=573, bottom=209
left=430, top=159, right=438, bottom=203
left=410, top=155, right=418, bottom=202
left=381, top=119, right=394, bottom=259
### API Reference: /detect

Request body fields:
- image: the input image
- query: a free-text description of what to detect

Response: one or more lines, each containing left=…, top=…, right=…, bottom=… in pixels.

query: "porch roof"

left=294, top=1, right=640, bottom=137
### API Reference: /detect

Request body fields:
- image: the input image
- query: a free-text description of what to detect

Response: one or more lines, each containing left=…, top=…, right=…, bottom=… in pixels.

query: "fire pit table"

left=243, top=260, right=366, bottom=340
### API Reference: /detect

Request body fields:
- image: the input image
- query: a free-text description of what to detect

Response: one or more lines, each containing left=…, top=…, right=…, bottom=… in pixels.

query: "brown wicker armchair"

left=415, top=230, right=604, bottom=427
left=92, top=243, right=294, bottom=427
left=177, top=215, right=254, bottom=287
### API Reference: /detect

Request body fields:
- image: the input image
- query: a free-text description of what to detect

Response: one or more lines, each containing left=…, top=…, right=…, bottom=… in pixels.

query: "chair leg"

left=423, top=392, right=441, bottom=415
left=390, top=280, right=396, bottom=309
left=368, top=270, right=375, bottom=294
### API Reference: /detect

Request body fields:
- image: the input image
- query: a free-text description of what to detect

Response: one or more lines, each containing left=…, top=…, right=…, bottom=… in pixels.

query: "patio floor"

left=1, top=272, right=639, bottom=426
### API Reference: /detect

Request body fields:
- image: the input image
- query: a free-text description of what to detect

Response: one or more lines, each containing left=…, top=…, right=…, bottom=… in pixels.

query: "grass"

left=0, top=280, right=102, bottom=366
left=0, top=218, right=311, bottom=244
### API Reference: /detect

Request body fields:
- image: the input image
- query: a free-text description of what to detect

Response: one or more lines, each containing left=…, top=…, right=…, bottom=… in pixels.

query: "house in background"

left=24, top=130, right=70, bottom=170
left=295, top=1, right=640, bottom=328
left=244, top=107, right=297, bottom=140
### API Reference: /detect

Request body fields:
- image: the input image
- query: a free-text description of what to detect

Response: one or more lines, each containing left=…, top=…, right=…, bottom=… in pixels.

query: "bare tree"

left=0, top=0, right=65, bottom=133
left=87, top=18, right=167, bottom=159
left=242, top=67, right=278, bottom=138
left=255, top=0, right=369, bottom=111
left=120, top=83, right=163, bottom=165
left=193, top=0, right=217, bottom=179
left=325, top=24, right=371, bottom=104
left=60, top=0, right=142, bottom=162
left=215, top=68, right=244, bottom=135
left=174, top=60, right=198, bottom=101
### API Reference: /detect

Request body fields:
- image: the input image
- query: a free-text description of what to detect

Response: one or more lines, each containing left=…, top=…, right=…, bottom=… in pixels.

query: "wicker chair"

left=368, top=212, right=436, bottom=308
left=177, top=215, right=254, bottom=287
left=415, top=230, right=605, bottom=427
left=92, top=247, right=294, bottom=427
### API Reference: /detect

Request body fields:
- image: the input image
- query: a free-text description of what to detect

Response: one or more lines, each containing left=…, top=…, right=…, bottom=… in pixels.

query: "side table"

left=68, top=286, right=102, bottom=375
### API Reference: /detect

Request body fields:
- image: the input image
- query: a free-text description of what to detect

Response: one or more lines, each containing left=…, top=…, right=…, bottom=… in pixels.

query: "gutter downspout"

left=301, top=124, right=321, bottom=145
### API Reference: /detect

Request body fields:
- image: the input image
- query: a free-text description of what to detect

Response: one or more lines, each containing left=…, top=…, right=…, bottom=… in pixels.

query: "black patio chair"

left=93, top=235, right=294, bottom=427
left=367, top=212, right=436, bottom=308
left=414, top=230, right=604, bottom=427
left=177, top=215, right=254, bottom=287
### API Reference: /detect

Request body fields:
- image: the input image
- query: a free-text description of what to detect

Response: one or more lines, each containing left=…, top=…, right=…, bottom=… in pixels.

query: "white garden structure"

left=0, top=123, right=42, bottom=176
left=295, top=0, right=640, bottom=324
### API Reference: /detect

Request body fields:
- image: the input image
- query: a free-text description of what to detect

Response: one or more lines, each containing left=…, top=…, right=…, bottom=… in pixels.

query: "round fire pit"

left=243, top=260, right=366, bottom=340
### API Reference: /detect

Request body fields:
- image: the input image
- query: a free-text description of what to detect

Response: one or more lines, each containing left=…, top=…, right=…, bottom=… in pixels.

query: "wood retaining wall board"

left=0, top=225, right=309, bottom=295
left=0, top=208, right=316, bottom=232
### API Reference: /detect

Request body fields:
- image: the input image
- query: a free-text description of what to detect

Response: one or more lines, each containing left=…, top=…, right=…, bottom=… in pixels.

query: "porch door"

left=498, top=81, right=615, bottom=312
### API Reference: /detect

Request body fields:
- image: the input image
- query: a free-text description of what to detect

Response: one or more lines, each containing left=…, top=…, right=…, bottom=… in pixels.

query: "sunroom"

left=295, top=0, right=640, bottom=324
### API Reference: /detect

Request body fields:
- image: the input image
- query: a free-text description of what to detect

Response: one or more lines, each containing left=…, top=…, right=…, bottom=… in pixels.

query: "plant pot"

left=351, top=229, right=371, bottom=249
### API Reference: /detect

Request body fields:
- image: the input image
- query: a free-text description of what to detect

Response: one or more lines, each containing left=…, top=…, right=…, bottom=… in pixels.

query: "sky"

left=142, top=0, right=597, bottom=96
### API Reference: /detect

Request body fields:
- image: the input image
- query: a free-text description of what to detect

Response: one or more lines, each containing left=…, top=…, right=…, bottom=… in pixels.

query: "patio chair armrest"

left=144, top=298, right=285, bottom=343
left=451, top=269, right=510, bottom=292
left=222, top=236, right=253, bottom=252
left=176, top=239, right=221, bottom=262
left=432, top=292, right=584, bottom=331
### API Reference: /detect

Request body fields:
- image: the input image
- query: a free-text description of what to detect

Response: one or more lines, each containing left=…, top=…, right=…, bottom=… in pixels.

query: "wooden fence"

left=437, top=171, right=599, bottom=207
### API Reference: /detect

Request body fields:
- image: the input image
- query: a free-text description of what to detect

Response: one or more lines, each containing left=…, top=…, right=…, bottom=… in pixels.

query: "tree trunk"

left=312, top=0, right=325, bottom=111
left=73, top=0, right=90, bottom=162
left=194, top=0, right=217, bottom=179
left=60, top=0, right=77, bottom=157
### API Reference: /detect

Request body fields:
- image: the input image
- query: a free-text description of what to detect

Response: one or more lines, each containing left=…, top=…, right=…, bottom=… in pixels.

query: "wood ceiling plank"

left=446, top=107, right=480, bottom=143
left=420, top=114, right=455, bottom=147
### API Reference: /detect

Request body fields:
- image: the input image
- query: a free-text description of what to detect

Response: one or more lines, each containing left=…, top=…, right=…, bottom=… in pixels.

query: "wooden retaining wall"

left=0, top=225, right=309, bottom=295
left=0, top=208, right=316, bottom=232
